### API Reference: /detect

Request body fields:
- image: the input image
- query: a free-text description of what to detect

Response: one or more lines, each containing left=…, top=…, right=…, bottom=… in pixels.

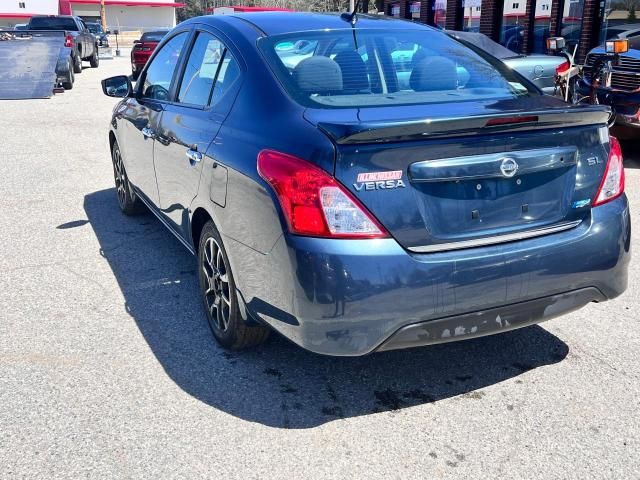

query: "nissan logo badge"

left=500, top=157, right=519, bottom=178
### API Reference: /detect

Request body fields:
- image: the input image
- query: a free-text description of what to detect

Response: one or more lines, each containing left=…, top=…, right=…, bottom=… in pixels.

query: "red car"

left=131, top=30, right=168, bottom=80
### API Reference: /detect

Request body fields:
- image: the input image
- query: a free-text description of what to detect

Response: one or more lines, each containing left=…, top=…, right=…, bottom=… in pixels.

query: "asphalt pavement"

left=1, top=57, right=639, bottom=479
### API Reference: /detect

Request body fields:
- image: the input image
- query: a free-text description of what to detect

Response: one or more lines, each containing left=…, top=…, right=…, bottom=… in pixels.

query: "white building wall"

left=1, top=0, right=58, bottom=15
left=70, top=4, right=176, bottom=31
left=0, top=0, right=58, bottom=28
left=106, top=5, right=175, bottom=31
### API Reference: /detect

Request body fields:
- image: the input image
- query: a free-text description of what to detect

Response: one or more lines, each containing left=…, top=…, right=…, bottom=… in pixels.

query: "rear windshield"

left=141, top=31, right=168, bottom=42
left=87, top=23, right=103, bottom=34
left=259, top=28, right=536, bottom=108
left=28, top=17, right=78, bottom=31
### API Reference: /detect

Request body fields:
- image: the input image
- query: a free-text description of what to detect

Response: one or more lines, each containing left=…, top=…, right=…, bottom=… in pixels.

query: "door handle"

left=141, top=127, right=155, bottom=139
left=186, top=149, right=202, bottom=163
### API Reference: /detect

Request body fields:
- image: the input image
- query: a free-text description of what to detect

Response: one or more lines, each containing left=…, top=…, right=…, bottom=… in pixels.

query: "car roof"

left=201, top=12, right=430, bottom=36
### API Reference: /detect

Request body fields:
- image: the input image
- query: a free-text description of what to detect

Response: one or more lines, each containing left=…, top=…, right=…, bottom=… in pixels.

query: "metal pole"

left=349, top=0, right=355, bottom=11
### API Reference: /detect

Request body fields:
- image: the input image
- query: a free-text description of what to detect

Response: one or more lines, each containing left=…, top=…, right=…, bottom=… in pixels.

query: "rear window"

left=141, top=31, right=168, bottom=42
left=28, top=17, right=78, bottom=31
left=259, top=28, right=536, bottom=109
left=86, top=23, right=102, bottom=34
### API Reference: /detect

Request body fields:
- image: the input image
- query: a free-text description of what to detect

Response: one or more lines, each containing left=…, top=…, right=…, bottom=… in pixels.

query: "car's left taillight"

left=64, top=34, right=73, bottom=48
left=593, top=136, right=625, bottom=206
left=257, top=149, right=389, bottom=239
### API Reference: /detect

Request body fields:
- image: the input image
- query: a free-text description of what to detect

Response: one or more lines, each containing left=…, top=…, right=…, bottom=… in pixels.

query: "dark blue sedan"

left=101, top=13, right=630, bottom=356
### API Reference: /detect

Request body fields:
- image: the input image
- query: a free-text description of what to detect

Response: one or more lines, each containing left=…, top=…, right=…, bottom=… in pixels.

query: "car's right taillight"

left=257, top=149, right=389, bottom=239
left=593, top=136, right=625, bottom=206
left=64, top=34, right=73, bottom=48
left=555, top=61, right=570, bottom=75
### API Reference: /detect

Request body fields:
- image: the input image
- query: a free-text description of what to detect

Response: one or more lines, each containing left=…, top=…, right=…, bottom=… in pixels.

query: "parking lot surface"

left=1, top=57, right=639, bottom=479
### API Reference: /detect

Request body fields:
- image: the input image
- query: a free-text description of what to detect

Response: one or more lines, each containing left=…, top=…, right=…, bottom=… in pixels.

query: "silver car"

left=449, top=31, right=566, bottom=94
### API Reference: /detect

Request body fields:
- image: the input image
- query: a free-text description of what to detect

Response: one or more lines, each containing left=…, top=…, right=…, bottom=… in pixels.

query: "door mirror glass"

left=102, top=75, right=132, bottom=97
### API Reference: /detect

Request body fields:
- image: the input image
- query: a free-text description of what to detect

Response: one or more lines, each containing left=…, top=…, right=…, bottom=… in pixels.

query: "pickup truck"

left=27, top=15, right=99, bottom=73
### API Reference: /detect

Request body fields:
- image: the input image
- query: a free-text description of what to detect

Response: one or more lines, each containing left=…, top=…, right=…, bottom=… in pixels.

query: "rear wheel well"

left=191, top=208, right=213, bottom=253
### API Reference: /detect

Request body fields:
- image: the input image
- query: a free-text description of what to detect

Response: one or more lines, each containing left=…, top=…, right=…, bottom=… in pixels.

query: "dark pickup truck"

left=27, top=15, right=99, bottom=73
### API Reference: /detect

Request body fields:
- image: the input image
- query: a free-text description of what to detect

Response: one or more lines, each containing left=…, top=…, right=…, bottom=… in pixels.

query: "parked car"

left=101, top=13, right=629, bottom=356
left=13, top=24, right=28, bottom=31
left=86, top=22, right=109, bottom=47
left=130, top=30, right=169, bottom=79
left=579, top=36, right=640, bottom=130
left=27, top=15, right=99, bottom=73
left=448, top=31, right=566, bottom=94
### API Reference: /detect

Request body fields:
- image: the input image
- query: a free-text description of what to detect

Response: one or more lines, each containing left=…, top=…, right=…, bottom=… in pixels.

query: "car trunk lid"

left=305, top=101, right=611, bottom=252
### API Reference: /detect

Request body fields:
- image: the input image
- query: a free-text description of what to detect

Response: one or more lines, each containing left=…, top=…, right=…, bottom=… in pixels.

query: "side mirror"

left=133, top=39, right=141, bottom=44
left=605, top=38, right=629, bottom=54
left=101, top=75, right=132, bottom=98
left=106, top=30, right=111, bottom=35
left=546, top=37, right=566, bottom=53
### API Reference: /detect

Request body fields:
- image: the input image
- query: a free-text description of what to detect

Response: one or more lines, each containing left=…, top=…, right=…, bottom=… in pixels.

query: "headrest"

left=294, top=56, right=343, bottom=94
left=410, top=56, right=457, bottom=92
left=333, top=50, right=369, bottom=92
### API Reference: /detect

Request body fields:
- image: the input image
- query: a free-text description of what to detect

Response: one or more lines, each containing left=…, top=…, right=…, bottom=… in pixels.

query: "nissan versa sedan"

left=101, top=13, right=630, bottom=356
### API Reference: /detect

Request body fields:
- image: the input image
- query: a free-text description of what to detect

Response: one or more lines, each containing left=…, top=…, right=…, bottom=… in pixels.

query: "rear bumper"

left=377, top=287, right=605, bottom=352
left=228, top=195, right=630, bottom=356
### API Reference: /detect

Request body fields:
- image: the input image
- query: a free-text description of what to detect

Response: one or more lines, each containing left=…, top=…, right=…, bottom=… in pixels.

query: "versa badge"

left=354, top=170, right=406, bottom=191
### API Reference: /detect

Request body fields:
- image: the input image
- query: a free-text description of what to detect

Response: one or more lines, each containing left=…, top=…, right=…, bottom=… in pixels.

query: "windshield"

left=28, top=17, right=78, bottom=31
left=260, top=28, right=535, bottom=109
left=87, top=23, right=103, bottom=34
left=141, top=31, right=168, bottom=42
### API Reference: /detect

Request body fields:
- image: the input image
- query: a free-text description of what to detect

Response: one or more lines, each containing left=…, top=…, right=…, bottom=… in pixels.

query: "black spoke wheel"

left=198, top=221, right=269, bottom=349
left=111, top=142, right=145, bottom=215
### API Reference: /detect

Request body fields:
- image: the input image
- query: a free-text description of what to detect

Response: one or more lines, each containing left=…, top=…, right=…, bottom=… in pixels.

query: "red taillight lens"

left=556, top=61, right=570, bottom=75
left=257, top=149, right=388, bottom=239
left=593, top=136, right=625, bottom=206
left=64, top=34, right=73, bottom=48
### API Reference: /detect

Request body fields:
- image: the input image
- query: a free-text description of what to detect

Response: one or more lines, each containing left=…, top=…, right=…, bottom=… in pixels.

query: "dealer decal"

left=354, top=170, right=406, bottom=192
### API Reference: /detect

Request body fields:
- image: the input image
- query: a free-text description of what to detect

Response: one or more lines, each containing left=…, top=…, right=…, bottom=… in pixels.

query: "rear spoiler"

left=318, top=106, right=611, bottom=144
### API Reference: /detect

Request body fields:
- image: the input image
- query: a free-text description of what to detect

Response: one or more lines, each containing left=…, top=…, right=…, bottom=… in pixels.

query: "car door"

left=153, top=29, right=242, bottom=236
left=118, top=30, right=190, bottom=206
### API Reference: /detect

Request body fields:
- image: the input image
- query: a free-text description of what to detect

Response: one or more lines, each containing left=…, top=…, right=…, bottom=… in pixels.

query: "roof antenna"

left=341, top=0, right=362, bottom=26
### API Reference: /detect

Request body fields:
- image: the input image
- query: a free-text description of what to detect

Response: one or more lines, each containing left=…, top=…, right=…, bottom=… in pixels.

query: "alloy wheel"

left=202, top=237, right=232, bottom=332
left=113, top=148, right=127, bottom=208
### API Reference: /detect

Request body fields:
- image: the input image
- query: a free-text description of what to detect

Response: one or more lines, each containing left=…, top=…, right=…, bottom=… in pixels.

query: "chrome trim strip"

left=408, top=220, right=582, bottom=253
left=134, top=188, right=196, bottom=255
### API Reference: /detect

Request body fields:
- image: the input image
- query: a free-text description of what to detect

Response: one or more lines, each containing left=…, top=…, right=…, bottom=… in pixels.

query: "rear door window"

left=176, top=31, right=241, bottom=108
left=177, top=32, right=223, bottom=106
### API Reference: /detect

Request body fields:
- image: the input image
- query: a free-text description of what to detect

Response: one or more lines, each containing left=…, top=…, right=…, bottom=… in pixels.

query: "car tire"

left=111, top=142, right=145, bottom=215
left=89, top=47, right=99, bottom=68
left=198, top=221, right=270, bottom=350
left=72, top=53, right=82, bottom=73
left=62, top=58, right=74, bottom=90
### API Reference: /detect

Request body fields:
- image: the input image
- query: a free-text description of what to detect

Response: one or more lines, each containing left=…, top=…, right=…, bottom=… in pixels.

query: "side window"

left=178, top=32, right=223, bottom=106
left=142, top=32, right=188, bottom=101
left=210, top=50, right=240, bottom=107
